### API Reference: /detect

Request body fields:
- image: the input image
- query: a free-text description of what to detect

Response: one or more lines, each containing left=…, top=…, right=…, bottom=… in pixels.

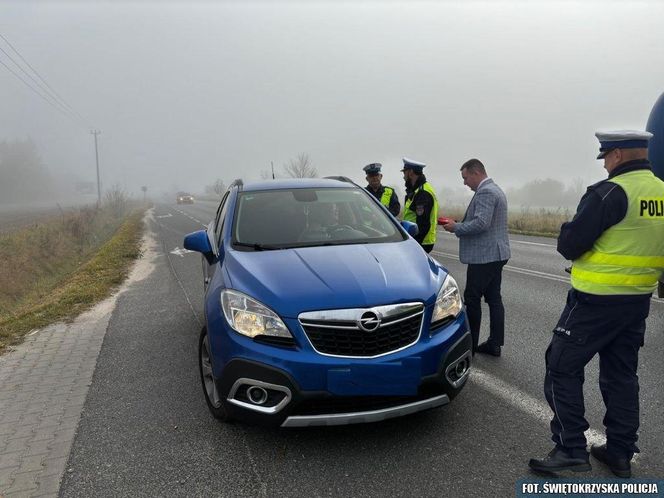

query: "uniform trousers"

left=545, top=289, right=649, bottom=459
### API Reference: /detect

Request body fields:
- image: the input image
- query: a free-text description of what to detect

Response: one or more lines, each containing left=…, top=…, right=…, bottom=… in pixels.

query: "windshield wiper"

left=290, top=240, right=369, bottom=248
left=234, top=242, right=283, bottom=251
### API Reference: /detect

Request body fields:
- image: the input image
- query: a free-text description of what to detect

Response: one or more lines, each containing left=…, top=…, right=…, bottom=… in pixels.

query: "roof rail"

left=230, top=178, right=244, bottom=190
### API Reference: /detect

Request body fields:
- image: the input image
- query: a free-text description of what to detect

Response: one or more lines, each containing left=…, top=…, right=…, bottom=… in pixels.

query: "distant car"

left=177, top=192, right=194, bottom=204
left=184, top=178, right=471, bottom=427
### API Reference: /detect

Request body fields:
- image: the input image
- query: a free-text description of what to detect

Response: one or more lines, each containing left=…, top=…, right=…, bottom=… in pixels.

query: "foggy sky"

left=2, top=1, right=664, bottom=201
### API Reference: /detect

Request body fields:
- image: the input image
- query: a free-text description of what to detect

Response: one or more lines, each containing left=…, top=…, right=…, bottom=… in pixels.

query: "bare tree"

left=205, top=178, right=227, bottom=197
left=282, top=153, right=318, bottom=178
left=259, top=169, right=272, bottom=180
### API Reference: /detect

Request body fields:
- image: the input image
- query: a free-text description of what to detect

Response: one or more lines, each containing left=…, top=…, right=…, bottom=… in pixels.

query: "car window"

left=214, top=191, right=230, bottom=249
left=232, top=187, right=405, bottom=250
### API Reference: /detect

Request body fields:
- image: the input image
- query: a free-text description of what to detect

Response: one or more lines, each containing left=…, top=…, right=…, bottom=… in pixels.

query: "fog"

left=2, top=1, right=664, bottom=207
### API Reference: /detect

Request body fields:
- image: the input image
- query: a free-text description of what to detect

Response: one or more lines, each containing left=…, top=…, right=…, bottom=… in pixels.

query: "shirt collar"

left=477, top=177, right=491, bottom=189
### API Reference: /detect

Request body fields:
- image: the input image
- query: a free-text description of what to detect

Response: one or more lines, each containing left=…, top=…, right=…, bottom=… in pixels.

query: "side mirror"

left=400, top=220, right=419, bottom=238
left=184, top=230, right=214, bottom=263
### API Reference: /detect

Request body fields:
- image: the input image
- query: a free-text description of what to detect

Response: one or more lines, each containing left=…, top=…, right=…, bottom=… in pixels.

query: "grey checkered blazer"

left=454, top=178, right=511, bottom=264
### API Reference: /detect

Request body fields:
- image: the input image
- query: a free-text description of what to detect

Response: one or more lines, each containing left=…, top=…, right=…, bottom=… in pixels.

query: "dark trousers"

left=464, top=260, right=507, bottom=350
left=544, top=289, right=649, bottom=459
left=421, top=244, right=434, bottom=253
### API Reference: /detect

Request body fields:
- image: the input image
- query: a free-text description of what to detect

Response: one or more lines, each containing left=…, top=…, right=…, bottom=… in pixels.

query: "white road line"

left=437, top=228, right=556, bottom=248
left=469, top=365, right=630, bottom=459
left=172, top=208, right=203, bottom=225
left=433, top=250, right=568, bottom=284
left=432, top=250, right=664, bottom=304
left=510, top=239, right=556, bottom=248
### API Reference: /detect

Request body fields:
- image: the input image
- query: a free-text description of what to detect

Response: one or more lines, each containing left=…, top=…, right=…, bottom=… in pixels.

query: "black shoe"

left=476, top=341, right=501, bottom=357
left=529, top=448, right=591, bottom=474
left=590, top=444, right=631, bottom=478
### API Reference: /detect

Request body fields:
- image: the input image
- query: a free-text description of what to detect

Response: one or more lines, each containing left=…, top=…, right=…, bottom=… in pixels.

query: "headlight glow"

left=431, top=274, right=462, bottom=326
left=221, top=289, right=292, bottom=338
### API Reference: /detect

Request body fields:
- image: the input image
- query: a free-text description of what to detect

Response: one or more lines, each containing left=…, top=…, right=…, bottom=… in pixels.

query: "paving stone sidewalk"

left=0, top=299, right=116, bottom=497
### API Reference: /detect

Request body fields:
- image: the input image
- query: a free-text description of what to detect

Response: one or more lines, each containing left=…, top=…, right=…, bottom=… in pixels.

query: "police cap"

left=363, top=163, right=382, bottom=175
left=401, top=157, right=426, bottom=173
left=595, top=130, right=653, bottom=159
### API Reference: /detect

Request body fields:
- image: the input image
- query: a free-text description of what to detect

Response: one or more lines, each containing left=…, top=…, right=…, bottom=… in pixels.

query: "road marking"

left=432, top=250, right=664, bottom=304
left=170, top=246, right=194, bottom=257
left=174, top=208, right=203, bottom=225
left=156, top=213, right=173, bottom=218
left=437, top=229, right=556, bottom=248
left=510, top=239, right=556, bottom=248
left=433, top=250, right=569, bottom=284
left=468, top=365, right=635, bottom=459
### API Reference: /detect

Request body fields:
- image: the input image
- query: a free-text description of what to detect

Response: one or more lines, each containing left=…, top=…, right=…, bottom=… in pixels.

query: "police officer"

left=529, top=130, right=664, bottom=478
left=363, top=163, right=400, bottom=216
left=402, top=158, right=439, bottom=253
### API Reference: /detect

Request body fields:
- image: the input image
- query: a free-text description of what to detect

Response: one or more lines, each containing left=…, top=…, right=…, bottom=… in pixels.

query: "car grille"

left=299, top=304, right=423, bottom=357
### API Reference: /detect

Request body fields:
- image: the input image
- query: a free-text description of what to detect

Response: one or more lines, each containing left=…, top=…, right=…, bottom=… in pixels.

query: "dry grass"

left=439, top=205, right=572, bottom=238
left=0, top=207, right=145, bottom=353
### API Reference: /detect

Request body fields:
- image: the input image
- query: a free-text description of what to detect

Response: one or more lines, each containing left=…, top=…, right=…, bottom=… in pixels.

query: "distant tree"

left=0, top=138, right=53, bottom=203
left=563, top=177, right=585, bottom=206
left=204, top=178, right=226, bottom=196
left=282, top=153, right=318, bottom=178
left=507, top=178, right=568, bottom=208
left=260, top=169, right=272, bottom=180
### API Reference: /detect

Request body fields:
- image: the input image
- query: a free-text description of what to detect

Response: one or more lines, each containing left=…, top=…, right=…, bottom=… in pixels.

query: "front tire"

left=199, top=327, right=230, bottom=421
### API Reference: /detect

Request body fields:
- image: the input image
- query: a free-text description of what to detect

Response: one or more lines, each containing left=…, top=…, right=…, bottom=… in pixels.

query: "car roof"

left=239, top=178, right=358, bottom=192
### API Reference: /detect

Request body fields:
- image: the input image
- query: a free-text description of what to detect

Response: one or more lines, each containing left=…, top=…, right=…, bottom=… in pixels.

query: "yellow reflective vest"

left=404, top=182, right=439, bottom=245
left=380, top=186, right=394, bottom=208
left=571, top=169, right=664, bottom=295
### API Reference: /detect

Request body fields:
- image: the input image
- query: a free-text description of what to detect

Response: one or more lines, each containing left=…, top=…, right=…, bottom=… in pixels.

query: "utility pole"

left=271, top=161, right=275, bottom=179
left=91, top=129, right=102, bottom=205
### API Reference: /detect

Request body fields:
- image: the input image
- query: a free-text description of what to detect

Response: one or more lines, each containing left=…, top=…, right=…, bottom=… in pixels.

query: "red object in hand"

left=437, top=216, right=453, bottom=225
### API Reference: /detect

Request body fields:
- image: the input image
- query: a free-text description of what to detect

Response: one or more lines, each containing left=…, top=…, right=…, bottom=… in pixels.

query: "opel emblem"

left=358, top=311, right=380, bottom=332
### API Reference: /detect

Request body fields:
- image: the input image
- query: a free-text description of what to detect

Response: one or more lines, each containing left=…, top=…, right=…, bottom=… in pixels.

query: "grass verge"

left=0, top=209, right=146, bottom=354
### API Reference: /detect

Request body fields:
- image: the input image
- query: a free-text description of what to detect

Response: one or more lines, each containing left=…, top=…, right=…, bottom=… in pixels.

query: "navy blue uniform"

left=547, top=159, right=653, bottom=460
left=404, top=174, right=435, bottom=246
left=366, top=184, right=401, bottom=217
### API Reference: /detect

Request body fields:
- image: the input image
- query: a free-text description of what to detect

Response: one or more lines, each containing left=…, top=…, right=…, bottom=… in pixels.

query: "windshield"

left=232, top=187, right=405, bottom=249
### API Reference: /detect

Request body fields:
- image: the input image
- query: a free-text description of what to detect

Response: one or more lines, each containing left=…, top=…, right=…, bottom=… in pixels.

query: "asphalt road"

left=59, top=201, right=664, bottom=497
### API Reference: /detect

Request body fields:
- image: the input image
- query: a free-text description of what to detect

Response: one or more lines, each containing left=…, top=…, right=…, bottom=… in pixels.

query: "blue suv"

left=184, top=177, right=471, bottom=427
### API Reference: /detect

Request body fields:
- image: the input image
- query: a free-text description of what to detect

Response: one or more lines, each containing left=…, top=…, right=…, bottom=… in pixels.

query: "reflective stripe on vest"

left=403, top=182, right=439, bottom=245
left=571, top=169, right=664, bottom=295
left=380, top=186, right=393, bottom=208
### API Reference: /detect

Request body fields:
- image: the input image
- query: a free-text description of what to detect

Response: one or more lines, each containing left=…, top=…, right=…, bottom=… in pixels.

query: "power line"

left=0, top=45, right=70, bottom=114
left=0, top=32, right=89, bottom=126
left=0, top=32, right=92, bottom=128
left=0, top=57, right=81, bottom=125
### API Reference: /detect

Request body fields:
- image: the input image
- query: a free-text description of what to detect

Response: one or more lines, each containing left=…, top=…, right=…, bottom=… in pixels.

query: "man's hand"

left=442, top=221, right=456, bottom=232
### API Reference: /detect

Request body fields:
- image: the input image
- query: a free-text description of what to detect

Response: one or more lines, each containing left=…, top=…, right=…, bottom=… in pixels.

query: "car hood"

left=224, top=239, right=447, bottom=318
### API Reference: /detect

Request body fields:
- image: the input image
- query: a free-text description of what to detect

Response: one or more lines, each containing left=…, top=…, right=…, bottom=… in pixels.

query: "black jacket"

left=558, top=159, right=653, bottom=303
left=405, top=174, right=435, bottom=245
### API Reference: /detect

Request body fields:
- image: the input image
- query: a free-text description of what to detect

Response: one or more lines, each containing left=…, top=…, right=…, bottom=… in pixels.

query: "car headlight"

left=221, top=289, right=292, bottom=339
left=431, top=274, right=462, bottom=327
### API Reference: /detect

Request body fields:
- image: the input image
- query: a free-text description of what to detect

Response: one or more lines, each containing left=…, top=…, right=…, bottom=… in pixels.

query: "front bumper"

left=215, top=330, right=472, bottom=427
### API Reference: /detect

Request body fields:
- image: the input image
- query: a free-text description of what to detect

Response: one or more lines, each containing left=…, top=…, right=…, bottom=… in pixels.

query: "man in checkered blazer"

left=442, top=158, right=510, bottom=356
